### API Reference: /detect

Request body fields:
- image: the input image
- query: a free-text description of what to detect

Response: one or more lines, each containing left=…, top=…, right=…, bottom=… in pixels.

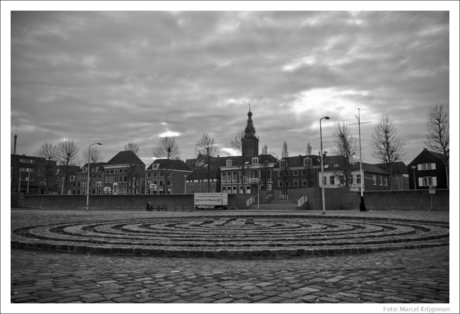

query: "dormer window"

left=82, top=167, right=88, bottom=173
left=304, top=158, right=312, bottom=166
left=252, top=157, right=259, bottom=164
left=226, top=160, right=232, bottom=167
left=153, top=164, right=159, bottom=170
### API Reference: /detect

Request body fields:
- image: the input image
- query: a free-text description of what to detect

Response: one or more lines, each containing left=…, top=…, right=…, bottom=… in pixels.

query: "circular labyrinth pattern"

left=12, top=215, right=449, bottom=259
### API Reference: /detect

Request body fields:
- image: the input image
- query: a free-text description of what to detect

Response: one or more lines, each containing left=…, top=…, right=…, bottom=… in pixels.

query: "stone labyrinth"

left=11, top=215, right=449, bottom=259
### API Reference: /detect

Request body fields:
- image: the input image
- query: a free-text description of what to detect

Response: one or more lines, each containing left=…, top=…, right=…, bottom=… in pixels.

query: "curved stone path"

left=11, top=211, right=449, bottom=259
left=9, top=210, right=453, bottom=307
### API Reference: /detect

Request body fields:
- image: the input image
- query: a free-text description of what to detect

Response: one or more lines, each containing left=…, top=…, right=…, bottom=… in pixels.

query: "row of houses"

left=11, top=110, right=448, bottom=195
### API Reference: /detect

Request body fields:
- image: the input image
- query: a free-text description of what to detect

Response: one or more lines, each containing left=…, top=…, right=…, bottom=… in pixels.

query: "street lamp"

left=184, top=174, right=188, bottom=194
left=86, top=143, right=102, bottom=211
left=411, top=165, right=417, bottom=190
left=320, top=116, right=330, bottom=215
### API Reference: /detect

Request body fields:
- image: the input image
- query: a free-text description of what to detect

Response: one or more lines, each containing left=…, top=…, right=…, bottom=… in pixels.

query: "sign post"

left=429, top=185, right=436, bottom=211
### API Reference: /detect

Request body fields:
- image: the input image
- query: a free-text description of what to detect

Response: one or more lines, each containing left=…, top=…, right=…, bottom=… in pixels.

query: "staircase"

left=257, top=199, right=298, bottom=211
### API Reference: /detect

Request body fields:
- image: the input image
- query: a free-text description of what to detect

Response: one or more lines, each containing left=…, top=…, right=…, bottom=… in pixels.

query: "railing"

left=248, top=178, right=260, bottom=183
left=246, top=197, right=255, bottom=208
left=298, top=196, right=308, bottom=207
left=266, top=194, right=273, bottom=200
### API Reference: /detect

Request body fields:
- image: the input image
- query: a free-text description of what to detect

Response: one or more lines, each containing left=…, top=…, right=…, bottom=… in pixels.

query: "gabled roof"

left=146, top=159, right=191, bottom=171
left=106, top=151, right=145, bottom=166
left=81, top=162, right=107, bottom=168
left=408, top=148, right=446, bottom=167
left=276, top=155, right=321, bottom=168
left=353, top=162, right=388, bottom=175
left=219, top=154, right=279, bottom=167
left=375, top=161, right=408, bottom=174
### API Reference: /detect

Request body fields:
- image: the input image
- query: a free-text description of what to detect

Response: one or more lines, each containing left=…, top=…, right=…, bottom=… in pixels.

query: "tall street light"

left=86, top=142, right=102, bottom=211
left=320, top=116, right=330, bottom=215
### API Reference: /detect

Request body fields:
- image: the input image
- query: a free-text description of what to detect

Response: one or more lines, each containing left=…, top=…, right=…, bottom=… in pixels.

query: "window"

left=124, top=169, right=127, bottom=173
left=293, top=179, right=299, bottom=187
left=322, top=176, right=326, bottom=185
left=153, top=172, right=157, bottom=177
left=232, top=171, right=237, bottom=181
left=20, top=158, right=35, bottom=163
left=147, top=172, right=151, bottom=178
left=302, top=179, right=307, bottom=186
left=384, top=177, right=388, bottom=186
left=304, top=158, right=312, bottom=166
left=418, top=163, right=436, bottom=171
left=279, top=181, right=283, bottom=187
left=221, top=172, right=226, bottom=181
left=153, top=164, right=159, bottom=170
left=380, top=176, right=383, bottom=185
left=252, top=157, right=258, bottom=164
left=160, top=180, right=163, bottom=186
left=330, top=176, right=335, bottom=185
left=226, top=160, right=232, bottom=167
left=420, top=177, right=437, bottom=187
left=301, top=169, right=307, bottom=175
left=105, top=169, right=109, bottom=174
left=293, top=170, right=298, bottom=176
left=167, top=180, right=171, bottom=186
left=373, top=175, right=376, bottom=185
left=356, top=174, right=361, bottom=184
left=110, top=169, right=113, bottom=174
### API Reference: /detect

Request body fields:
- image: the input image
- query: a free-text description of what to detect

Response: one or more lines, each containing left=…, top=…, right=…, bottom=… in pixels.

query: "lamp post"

left=320, top=116, right=330, bottom=215
left=184, top=175, right=188, bottom=194
left=411, top=165, right=417, bottom=190
left=86, top=143, right=102, bottom=211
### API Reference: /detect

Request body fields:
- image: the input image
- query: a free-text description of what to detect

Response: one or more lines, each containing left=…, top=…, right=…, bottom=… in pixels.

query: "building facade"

left=11, top=154, right=51, bottom=194
left=349, top=163, right=391, bottom=192
left=145, top=159, right=192, bottom=194
left=103, top=151, right=145, bottom=194
left=273, top=155, right=321, bottom=193
left=407, top=148, right=448, bottom=190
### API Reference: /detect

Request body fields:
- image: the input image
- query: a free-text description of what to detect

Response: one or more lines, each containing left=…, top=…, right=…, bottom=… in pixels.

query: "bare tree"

left=195, top=133, right=219, bottom=192
left=34, top=142, right=58, bottom=194
left=230, top=130, right=251, bottom=194
left=306, top=142, right=312, bottom=156
left=332, top=123, right=358, bottom=188
left=83, top=146, right=103, bottom=164
left=371, top=115, right=406, bottom=189
left=281, top=141, right=289, bottom=196
left=57, top=139, right=79, bottom=194
left=261, top=144, right=268, bottom=155
left=124, top=143, right=141, bottom=194
left=425, top=104, right=449, bottom=187
left=152, top=137, right=180, bottom=194
left=124, top=142, right=139, bottom=154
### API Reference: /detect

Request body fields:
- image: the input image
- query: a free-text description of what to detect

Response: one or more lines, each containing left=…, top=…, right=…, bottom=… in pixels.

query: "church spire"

left=244, top=103, right=255, bottom=138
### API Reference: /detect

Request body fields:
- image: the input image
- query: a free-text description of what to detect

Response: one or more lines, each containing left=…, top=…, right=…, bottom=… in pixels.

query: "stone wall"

left=14, top=188, right=449, bottom=211
left=362, top=189, right=449, bottom=211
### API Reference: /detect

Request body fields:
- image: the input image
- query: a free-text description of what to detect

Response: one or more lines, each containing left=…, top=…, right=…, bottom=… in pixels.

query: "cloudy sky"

left=5, top=3, right=457, bottom=168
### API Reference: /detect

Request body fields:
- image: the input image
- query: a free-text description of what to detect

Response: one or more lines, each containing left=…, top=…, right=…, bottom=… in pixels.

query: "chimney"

left=423, top=148, right=427, bottom=151
left=13, top=135, right=17, bottom=155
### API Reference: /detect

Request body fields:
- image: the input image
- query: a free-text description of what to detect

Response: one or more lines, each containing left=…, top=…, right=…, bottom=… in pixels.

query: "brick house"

left=103, top=151, right=145, bottom=194
left=72, top=162, right=106, bottom=195
left=145, top=159, right=192, bottom=194
left=407, top=148, right=448, bottom=189
left=349, top=162, right=391, bottom=192
left=273, top=155, right=321, bottom=192
left=375, top=161, right=409, bottom=190
left=11, top=154, right=52, bottom=194
left=54, top=165, right=81, bottom=195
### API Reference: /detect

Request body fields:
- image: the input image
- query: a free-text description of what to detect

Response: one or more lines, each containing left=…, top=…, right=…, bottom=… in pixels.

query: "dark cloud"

left=10, top=10, right=451, bottom=166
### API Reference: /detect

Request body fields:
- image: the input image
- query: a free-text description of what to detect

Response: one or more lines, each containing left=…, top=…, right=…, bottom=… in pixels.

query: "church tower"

left=242, top=104, right=259, bottom=158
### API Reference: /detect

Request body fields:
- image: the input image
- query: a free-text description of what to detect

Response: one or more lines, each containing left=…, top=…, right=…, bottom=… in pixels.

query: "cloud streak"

left=9, top=10, right=451, bottom=166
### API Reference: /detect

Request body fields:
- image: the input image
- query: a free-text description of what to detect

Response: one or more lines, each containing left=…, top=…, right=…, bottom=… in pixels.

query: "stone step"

left=255, top=204, right=298, bottom=210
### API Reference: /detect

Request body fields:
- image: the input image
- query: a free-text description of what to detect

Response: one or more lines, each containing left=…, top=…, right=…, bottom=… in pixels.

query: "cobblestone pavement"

left=8, top=210, right=454, bottom=308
